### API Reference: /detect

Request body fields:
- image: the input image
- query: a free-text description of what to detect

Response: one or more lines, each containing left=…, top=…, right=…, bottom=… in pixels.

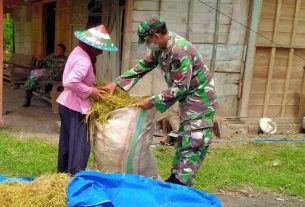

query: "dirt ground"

left=2, top=84, right=60, bottom=141
left=217, top=188, right=304, bottom=207
left=1, top=84, right=304, bottom=207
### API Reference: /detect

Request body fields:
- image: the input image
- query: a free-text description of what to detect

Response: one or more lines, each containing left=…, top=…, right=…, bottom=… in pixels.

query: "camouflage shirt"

left=41, top=54, right=67, bottom=81
left=115, top=32, right=217, bottom=129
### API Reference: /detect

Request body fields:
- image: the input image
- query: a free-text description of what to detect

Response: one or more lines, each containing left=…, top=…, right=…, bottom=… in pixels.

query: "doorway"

left=45, top=2, right=56, bottom=55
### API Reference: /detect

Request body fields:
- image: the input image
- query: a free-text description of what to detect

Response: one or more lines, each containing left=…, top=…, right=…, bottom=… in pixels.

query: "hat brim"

left=75, top=31, right=118, bottom=52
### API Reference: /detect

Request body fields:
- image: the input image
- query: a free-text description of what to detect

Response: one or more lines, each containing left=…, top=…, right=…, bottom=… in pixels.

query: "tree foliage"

left=3, top=14, right=13, bottom=60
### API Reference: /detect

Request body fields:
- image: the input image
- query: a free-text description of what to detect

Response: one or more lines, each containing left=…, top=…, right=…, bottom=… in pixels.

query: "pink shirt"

left=57, top=46, right=95, bottom=114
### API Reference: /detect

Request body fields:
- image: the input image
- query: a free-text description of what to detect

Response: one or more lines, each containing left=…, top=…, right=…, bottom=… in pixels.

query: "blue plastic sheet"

left=67, top=171, right=222, bottom=207
left=0, top=175, right=34, bottom=183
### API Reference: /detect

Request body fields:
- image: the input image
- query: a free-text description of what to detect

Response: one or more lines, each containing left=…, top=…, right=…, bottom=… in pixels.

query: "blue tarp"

left=0, top=175, right=34, bottom=183
left=0, top=171, right=222, bottom=207
left=67, top=171, right=222, bottom=207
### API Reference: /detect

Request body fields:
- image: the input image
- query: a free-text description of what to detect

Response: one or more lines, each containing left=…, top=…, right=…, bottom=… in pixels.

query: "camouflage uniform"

left=25, top=54, right=66, bottom=90
left=115, top=16, right=217, bottom=186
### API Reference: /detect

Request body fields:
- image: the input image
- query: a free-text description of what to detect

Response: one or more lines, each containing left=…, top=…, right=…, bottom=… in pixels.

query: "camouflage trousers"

left=172, top=119, right=213, bottom=186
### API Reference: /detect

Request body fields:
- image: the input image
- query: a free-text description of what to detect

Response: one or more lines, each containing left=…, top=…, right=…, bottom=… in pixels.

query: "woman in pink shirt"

left=56, top=25, right=118, bottom=174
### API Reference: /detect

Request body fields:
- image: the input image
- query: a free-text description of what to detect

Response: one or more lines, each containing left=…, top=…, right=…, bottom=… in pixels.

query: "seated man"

left=22, top=44, right=67, bottom=107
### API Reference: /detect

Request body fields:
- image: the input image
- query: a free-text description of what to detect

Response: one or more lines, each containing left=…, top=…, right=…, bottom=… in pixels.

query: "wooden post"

left=0, top=0, right=4, bottom=127
left=238, top=0, right=262, bottom=117
left=120, top=0, right=134, bottom=73
left=281, top=0, right=300, bottom=117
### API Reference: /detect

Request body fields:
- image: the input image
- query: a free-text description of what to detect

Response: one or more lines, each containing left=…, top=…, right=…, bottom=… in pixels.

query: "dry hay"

left=86, top=85, right=144, bottom=125
left=0, top=174, right=71, bottom=207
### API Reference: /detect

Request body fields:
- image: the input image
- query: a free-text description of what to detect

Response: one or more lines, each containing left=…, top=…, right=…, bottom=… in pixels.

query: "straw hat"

left=75, top=25, right=118, bottom=52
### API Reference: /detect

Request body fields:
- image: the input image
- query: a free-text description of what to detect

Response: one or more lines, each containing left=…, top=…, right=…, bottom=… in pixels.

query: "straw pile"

left=0, top=174, right=71, bottom=207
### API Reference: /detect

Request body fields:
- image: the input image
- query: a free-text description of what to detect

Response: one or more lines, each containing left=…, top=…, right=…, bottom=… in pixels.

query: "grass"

left=0, top=131, right=58, bottom=177
left=1, top=130, right=305, bottom=198
left=155, top=142, right=305, bottom=198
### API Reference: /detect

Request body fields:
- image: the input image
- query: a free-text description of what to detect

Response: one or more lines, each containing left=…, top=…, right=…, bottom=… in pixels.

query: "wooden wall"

left=70, top=0, right=87, bottom=48
left=248, top=0, right=305, bottom=118
left=31, top=2, right=44, bottom=58
left=125, top=0, right=249, bottom=117
left=16, top=0, right=72, bottom=58
left=55, top=0, right=72, bottom=54
left=12, top=6, right=32, bottom=55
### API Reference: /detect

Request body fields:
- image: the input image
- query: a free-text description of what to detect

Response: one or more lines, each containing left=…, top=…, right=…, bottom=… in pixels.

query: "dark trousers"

left=58, top=104, right=90, bottom=175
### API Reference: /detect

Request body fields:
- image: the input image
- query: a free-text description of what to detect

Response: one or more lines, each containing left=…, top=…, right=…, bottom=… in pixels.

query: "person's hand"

left=137, top=97, right=154, bottom=110
left=90, top=87, right=106, bottom=101
left=99, top=82, right=117, bottom=95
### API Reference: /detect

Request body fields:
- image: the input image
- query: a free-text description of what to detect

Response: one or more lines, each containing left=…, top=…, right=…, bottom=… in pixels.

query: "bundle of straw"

left=86, top=87, right=144, bottom=125
left=0, top=174, right=71, bottom=207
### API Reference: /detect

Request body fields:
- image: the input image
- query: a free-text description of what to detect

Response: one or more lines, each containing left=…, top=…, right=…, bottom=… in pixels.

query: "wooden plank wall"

left=126, top=0, right=249, bottom=117
left=13, top=0, right=72, bottom=57
left=55, top=0, right=72, bottom=54
left=12, top=6, right=32, bottom=55
left=31, top=2, right=44, bottom=58
left=248, top=0, right=305, bottom=118
left=95, top=0, right=123, bottom=82
left=70, top=0, right=87, bottom=48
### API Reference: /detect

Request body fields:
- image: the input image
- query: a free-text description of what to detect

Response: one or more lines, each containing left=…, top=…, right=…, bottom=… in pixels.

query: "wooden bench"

left=3, top=53, right=62, bottom=113
left=33, top=81, right=63, bottom=113
left=3, top=53, right=35, bottom=88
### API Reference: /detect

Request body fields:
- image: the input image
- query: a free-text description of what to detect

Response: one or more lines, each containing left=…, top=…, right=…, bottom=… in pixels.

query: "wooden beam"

left=211, top=0, right=220, bottom=73
left=263, top=47, right=276, bottom=116
left=281, top=0, right=300, bottom=117
left=238, top=0, right=262, bottom=117
left=281, top=50, right=294, bottom=117
left=186, top=0, right=193, bottom=41
left=289, top=0, right=300, bottom=47
left=263, top=0, right=282, bottom=116
left=0, top=0, right=4, bottom=127
left=120, top=0, right=134, bottom=73
left=4, top=0, right=33, bottom=6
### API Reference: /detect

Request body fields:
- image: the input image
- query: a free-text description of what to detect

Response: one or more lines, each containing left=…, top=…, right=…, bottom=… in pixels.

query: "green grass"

left=155, top=142, right=305, bottom=198
left=1, top=130, right=305, bottom=198
left=4, top=14, right=13, bottom=60
left=0, top=131, right=58, bottom=177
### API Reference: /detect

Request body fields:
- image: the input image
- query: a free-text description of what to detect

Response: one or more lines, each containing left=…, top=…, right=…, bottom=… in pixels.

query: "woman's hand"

left=90, top=87, right=107, bottom=101
left=99, top=82, right=117, bottom=95
left=137, top=97, right=154, bottom=110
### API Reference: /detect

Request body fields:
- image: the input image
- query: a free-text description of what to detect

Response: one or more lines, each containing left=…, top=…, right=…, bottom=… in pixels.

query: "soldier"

left=22, top=44, right=67, bottom=107
left=102, top=16, right=217, bottom=186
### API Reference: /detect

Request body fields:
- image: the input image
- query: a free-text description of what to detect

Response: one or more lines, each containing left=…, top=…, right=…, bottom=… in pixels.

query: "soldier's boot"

left=165, top=174, right=186, bottom=186
left=22, top=90, right=33, bottom=107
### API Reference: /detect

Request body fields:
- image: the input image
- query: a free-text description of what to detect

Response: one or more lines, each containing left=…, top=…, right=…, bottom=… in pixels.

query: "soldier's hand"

left=137, top=98, right=154, bottom=110
left=99, top=82, right=117, bottom=96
